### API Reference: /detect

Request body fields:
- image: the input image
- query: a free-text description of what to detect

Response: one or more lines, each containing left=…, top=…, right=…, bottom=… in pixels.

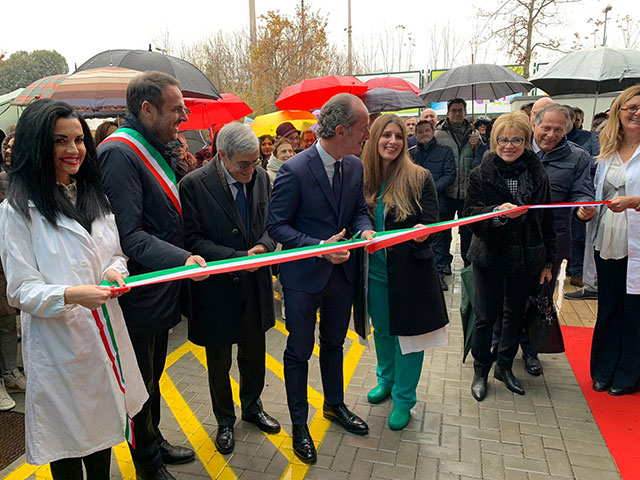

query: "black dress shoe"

left=471, top=373, right=488, bottom=402
left=136, top=466, right=176, bottom=480
left=442, top=265, right=452, bottom=276
left=323, top=403, right=369, bottom=435
left=242, top=410, right=281, bottom=434
left=592, top=380, right=609, bottom=392
left=608, top=386, right=635, bottom=396
left=494, top=366, right=525, bottom=395
left=214, top=425, right=235, bottom=454
left=157, top=439, right=195, bottom=465
left=524, top=355, right=543, bottom=376
left=292, top=424, right=317, bottom=463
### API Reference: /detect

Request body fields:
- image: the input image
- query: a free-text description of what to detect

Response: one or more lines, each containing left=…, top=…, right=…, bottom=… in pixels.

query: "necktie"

left=332, top=161, right=342, bottom=204
left=234, top=182, right=248, bottom=228
left=537, top=150, right=545, bottom=160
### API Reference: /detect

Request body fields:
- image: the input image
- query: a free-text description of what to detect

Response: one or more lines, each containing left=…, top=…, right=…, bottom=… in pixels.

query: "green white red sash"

left=103, top=128, right=182, bottom=217
left=91, top=304, right=135, bottom=448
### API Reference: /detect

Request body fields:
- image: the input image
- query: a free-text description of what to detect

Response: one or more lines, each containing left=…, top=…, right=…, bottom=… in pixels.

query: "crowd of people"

left=0, top=70, right=639, bottom=480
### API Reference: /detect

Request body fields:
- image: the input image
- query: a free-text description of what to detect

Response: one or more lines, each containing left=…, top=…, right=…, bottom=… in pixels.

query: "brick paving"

left=0, top=255, right=623, bottom=480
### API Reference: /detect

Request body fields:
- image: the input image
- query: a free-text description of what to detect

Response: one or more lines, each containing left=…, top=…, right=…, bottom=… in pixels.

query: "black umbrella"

left=420, top=64, right=533, bottom=103
left=358, top=87, right=426, bottom=113
left=75, top=49, right=221, bottom=100
left=529, top=47, right=640, bottom=96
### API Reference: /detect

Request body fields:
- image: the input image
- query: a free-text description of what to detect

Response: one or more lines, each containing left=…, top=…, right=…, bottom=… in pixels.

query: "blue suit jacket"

left=267, top=144, right=373, bottom=294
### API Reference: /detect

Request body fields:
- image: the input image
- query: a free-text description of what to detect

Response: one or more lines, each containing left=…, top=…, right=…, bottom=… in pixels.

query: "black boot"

left=471, top=373, right=488, bottom=402
left=494, top=366, right=525, bottom=395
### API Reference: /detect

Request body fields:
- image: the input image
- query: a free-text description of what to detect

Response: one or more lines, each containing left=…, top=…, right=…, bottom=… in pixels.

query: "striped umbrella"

left=51, top=67, right=141, bottom=117
left=12, top=74, right=68, bottom=106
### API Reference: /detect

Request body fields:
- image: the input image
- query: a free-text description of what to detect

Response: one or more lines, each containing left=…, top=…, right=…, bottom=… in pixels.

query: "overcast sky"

left=2, top=0, right=637, bottom=74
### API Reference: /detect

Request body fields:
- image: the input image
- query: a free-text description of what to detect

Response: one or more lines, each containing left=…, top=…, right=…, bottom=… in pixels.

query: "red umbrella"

left=365, top=76, right=421, bottom=94
left=179, top=93, right=253, bottom=131
left=275, top=75, right=368, bottom=111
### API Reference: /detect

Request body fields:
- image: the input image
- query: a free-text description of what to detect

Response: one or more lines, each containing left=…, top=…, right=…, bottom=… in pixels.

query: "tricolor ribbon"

left=101, top=201, right=609, bottom=292
left=91, top=304, right=135, bottom=447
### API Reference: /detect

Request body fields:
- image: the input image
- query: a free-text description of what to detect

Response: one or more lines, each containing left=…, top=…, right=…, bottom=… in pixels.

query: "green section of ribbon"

left=117, top=127, right=178, bottom=187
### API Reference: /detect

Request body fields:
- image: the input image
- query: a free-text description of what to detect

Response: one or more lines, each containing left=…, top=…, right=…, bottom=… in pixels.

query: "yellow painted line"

left=279, top=337, right=365, bottom=480
left=189, top=345, right=293, bottom=452
left=2, top=463, right=41, bottom=480
left=159, top=370, right=235, bottom=479
left=164, top=340, right=193, bottom=369
left=33, top=465, right=52, bottom=480
left=113, top=441, right=136, bottom=480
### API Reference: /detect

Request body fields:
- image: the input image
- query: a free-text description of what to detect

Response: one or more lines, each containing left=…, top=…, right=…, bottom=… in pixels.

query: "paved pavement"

left=0, top=255, right=622, bottom=480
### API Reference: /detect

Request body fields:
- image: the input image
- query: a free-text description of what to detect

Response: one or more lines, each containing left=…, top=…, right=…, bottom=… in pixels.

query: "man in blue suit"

left=268, top=93, right=375, bottom=463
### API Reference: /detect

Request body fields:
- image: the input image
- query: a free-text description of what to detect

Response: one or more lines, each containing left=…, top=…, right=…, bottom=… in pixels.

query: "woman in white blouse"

left=587, top=85, right=640, bottom=396
left=0, top=99, right=147, bottom=477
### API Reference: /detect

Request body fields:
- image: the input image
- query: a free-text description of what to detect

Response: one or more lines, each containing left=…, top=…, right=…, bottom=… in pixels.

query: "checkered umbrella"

left=11, top=74, right=68, bottom=106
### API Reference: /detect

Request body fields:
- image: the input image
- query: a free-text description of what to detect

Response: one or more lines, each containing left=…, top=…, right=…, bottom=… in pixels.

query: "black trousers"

left=472, top=265, right=538, bottom=375
left=492, top=256, right=562, bottom=358
left=205, top=275, right=265, bottom=426
left=442, top=198, right=472, bottom=268
left=128, top=329, right=170, bottom=474
left=591, top=251, right=640, bottom=389
left=49, top=448, right=111, bottom=480
left=283, top=266, right=354, bottom=425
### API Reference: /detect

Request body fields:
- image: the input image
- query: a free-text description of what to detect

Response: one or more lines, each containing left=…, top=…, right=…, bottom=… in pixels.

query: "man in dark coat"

left=409, top=120, right=456, bottom=289
left=98, top=71, right=207, bottom=480
left=179, top=123, right=280, bottom=455
left=268, top=93, right=375, bottom=464
left=515, top=103, right=595, bottom=376
left=435, top=98, right=481, bottom=272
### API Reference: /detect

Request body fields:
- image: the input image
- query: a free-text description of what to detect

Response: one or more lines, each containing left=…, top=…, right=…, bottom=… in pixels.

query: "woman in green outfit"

left=361, top=115, right=449, bottom=430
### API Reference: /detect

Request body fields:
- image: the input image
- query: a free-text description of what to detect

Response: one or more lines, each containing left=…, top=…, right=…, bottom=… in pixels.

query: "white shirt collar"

left=316, top=140, right=341, bottom=167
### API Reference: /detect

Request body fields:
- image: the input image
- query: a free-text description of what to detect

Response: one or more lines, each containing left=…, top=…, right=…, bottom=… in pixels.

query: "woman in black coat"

left=362, top=114, right=449, bottom=430
left=463, top=112, right=556, bottom=402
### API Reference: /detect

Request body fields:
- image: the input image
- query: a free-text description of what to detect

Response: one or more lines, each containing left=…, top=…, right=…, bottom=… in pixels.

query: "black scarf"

left=493, top=151, right=531, bottom=179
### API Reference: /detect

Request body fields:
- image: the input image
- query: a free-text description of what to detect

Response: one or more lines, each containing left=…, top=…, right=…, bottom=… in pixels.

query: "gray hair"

left=534, top=104, right=572, bottom=131
left=316, top=93, right=361, bottom=139
left=217, top=123, right=259, bottom=159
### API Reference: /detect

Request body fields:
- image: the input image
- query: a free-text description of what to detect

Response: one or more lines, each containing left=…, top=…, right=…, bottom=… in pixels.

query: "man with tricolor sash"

left=98, top=71, right=207, bottom=480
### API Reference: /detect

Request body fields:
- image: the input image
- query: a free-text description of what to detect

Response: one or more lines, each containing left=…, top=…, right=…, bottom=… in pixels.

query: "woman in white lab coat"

left=587, top=85, right=640, bottom=397
left=0, top=99, right=147, bottom=478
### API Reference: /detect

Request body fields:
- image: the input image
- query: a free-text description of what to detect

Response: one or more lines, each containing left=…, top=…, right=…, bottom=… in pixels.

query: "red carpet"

left=562, top=326, right=640, bottom=479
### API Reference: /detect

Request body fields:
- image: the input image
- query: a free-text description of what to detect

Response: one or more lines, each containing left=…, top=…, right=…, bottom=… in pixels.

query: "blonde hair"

left=598, top=85, right=640, bottom=159
left=362, top=114, right=427, bottom=222
left=490, top=112, right=532, bottom=153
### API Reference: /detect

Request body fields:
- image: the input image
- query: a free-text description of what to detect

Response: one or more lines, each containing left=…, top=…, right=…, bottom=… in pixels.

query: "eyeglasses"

left=620, top=105, right=640, bottom=114
left=171, top=105, right=192, bottom=115
left=234, top=158, right=262, bottom=170
left=496, top=137, right=525, bottom=147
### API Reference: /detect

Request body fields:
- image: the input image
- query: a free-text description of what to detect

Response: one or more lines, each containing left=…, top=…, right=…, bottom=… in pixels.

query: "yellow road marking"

left=159, top=369, right=236, bottom=479
left=2, top=464, right=42, bottom=480
left=112, top=441, right=136, bottom=480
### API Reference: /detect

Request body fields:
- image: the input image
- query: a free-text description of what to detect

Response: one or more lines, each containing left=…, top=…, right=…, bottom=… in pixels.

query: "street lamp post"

left=602, top=4, right=612, bottom=47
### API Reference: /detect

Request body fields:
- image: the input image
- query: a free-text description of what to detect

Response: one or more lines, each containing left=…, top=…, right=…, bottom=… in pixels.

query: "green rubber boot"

left=367, top=384, right=392, bottom=404
left=388, top=407, right=411, bottom=430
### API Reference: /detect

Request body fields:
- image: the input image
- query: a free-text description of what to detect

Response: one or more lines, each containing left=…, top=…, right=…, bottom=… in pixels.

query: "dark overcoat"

left=378, top=171, right=449, bottom=337
left=179, top=157, right=276, bottom=346
left=98, top=112, right=191, bottom=337
left=463, top=150, right=557, bottom=274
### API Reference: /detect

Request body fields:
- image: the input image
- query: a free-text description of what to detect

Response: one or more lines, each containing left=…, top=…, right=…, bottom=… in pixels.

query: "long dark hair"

left=8, top=99, right=111, bottom=232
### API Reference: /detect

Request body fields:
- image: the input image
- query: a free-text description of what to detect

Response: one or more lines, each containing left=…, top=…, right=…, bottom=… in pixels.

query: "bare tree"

left=616, top=14, right=640, bottom=49
left=152, top=25, right=174, bottom=55
left=353, top=25, right=416, bottom=73
left=478, top=0, right=581, bottom=78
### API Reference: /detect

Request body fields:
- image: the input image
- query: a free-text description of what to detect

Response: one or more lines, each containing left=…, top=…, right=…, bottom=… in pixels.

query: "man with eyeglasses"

left=435, top=98, right=480, bottom=274
left=179, top=123, right=280, bottom=456
left=99, top=71, right=207, bottom=480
